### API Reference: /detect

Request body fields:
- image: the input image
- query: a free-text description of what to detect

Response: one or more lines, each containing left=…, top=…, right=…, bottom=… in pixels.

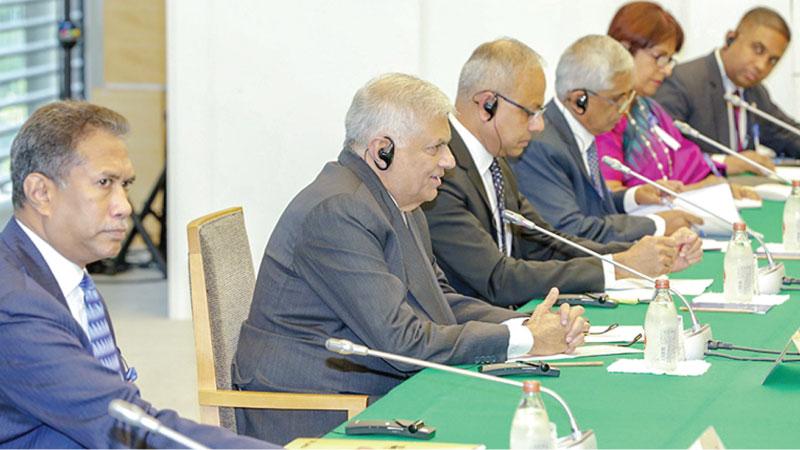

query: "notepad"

left=607, top=358, right=710, bottom=376
left=509, top=345, right=642, bottom=362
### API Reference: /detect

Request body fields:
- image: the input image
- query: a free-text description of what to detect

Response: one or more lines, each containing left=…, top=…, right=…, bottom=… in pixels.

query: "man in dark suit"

left=423, top=38, right=702, bottom=308
left=0, top=101, right=273, bottom=449
left=654, top=7, right=798, bottom=173
left=514, top=35, right=702, bottom=243
left=233, top=73, right=587, bottom=445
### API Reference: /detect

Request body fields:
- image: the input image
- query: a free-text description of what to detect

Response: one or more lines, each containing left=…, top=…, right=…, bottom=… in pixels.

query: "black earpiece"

left=483, top=94, right=499, bottom=120
left=376, top=136, right=395, bottom=171
left=726, top=32, right=737, bottom=47
left=575, top=90, right=589, bottom=115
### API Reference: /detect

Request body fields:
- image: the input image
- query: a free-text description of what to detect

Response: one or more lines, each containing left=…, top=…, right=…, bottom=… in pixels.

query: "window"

left=0, top=0, right=85, bottom=196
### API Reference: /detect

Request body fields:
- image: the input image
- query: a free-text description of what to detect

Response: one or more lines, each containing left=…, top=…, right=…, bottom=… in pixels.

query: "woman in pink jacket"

left=597, top=1, right=757, bottom=199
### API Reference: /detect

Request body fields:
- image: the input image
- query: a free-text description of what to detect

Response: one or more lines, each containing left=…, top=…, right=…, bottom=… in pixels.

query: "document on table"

left=757, top=243, right=800, bottom=259
left=509, top=345, right=642, bottom=362
left=690, top=292, right=790, bottom=314
left=734, top=197, right=762, bottom=209
left=702, top=239, right=727, bottom=251
left=628, top=183, right=741, bottom=237
left=604, top=278, right=713, bottom=302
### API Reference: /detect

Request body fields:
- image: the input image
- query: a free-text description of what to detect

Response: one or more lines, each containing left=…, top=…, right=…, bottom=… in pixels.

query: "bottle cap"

left=522, top=380, right=541, bottom=393
left=793, top=180, right=800, bottom=188
left=655, top=278, right=670, bottom=289
left=733, top=222, right=747, bottom=232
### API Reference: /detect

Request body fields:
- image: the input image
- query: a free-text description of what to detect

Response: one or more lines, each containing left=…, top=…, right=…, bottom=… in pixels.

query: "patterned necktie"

left=81, top=273, right=122, bottom=375
left=489, top=158, right=508, bottom=254
left=586, top=142, right=605, bottom=199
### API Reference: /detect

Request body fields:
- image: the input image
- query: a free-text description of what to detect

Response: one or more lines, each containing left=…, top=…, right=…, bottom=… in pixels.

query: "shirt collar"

left=714, top=48, right=741, bottom=95
left=16, top=218, right=85, bottom=299
left=554, top=96, right=596, bottom=154
left=450, top=113, right=495, bottom=176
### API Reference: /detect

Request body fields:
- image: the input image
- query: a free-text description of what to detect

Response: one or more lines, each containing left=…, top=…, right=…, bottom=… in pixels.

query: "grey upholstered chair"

left=187, top=206, right=368, bottom=432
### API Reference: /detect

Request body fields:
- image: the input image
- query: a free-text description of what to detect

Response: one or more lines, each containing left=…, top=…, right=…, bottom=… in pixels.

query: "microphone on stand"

left=724, top=93, right=800, bottom=140
left=674, top=120, right=790, bottom=184
left=501, top=210, right=711, bottom=360
left=324, top=338, right=597, bottom=449
left=108, top=400, right=209, bottom=450
left=602, top=155, right=784, bottom=294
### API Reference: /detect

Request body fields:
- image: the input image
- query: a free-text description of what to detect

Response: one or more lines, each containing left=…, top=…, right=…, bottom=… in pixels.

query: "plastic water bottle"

left=644, top=278, right=680, bottom=372
left=723, top=222, right=755, bottom=303
left=783, top=180, right=800, bottom=251
left=509, top=380, right=556, bottom=449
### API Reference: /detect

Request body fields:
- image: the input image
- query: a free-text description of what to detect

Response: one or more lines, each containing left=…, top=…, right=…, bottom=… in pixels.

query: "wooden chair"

left=187, top=206, right=368, bottom=431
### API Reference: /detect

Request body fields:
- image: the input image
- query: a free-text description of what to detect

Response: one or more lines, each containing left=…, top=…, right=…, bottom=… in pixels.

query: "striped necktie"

left=81, top=273, right=123, bottom=375
left=586, top=142, right=605, bottom=199
left=489, top=158, right=508, bottom=254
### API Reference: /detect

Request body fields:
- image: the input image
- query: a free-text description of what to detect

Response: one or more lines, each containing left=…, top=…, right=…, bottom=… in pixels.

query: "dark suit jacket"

left=421, top=122, right=630, bottom=308
left=0, top=219, right=271, bottom=449
left=233, top=149, right=523, bottom=444
left=511, top=102, right=657, bottom=243
left=654, top=52, right=800, bottom=157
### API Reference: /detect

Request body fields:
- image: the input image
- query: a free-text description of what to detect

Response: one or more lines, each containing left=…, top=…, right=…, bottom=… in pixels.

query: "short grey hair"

left=10, top=100, right=129, bottom=209
left=344, top=73, right=453, bottom=150
left=555, top=35, right=634, bottom=100
left=457, top=37, right=543, bottom=100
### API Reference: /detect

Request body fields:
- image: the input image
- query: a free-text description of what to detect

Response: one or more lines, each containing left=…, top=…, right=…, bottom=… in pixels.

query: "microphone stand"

left=674, top=120, right=790, bottom=184
left=108, top=400, right=208, bottom=450
left=325, top=338, right=597, bottom=449
left=602, top=156, right=785, bottom=294
left=502, top=210, right=711, bottom=360
left=725, top=93, right=800, bottom=140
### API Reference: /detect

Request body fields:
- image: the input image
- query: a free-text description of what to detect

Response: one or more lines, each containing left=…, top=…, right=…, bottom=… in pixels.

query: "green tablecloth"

left=327, top=200, right=800, bottom=448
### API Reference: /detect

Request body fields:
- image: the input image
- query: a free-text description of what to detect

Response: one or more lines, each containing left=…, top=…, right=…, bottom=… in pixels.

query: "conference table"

left=325, top=199, right=800, bottom=448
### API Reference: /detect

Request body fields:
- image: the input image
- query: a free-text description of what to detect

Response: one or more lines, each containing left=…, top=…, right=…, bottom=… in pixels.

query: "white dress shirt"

left=17, top=219, right=89, bottom=335
left=553, top=98, right=666, bottom=236
left=714, top=48, right=747, bottom=158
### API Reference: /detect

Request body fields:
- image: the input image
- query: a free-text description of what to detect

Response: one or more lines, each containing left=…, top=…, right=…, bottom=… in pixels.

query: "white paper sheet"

left=734, top=198, right=762, bottom=209
left=628, top=183, right=741, bottom=237
left=509, top=345, right=642, bottom=362
left=757, top=243, right=800, bottom=257
left=585, top=325, right=643, bottom=344
left=607, top=278, right=713, bottom=293
left=776, top=166, right=800, bottom=182
left=753, top=183, right=791, bottom=201
left=691, top=292, right=790, bottom=306
left=607, top=358, right=710, bottom=376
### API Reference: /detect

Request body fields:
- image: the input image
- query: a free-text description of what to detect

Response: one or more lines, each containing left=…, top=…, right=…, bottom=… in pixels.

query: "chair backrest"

left=187, top=207, right=255, bottom=431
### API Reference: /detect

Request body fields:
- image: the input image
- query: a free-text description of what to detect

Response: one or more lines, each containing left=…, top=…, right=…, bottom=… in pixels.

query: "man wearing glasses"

left=655, top=7, right=800, bottom=171
left=513, top=35, right=702, bottom=245
left=422, top=38, right=699, bottom=309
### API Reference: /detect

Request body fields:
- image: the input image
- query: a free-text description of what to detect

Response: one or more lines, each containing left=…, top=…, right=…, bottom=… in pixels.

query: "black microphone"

left=324, top=338, right=597, bottom=449
left=674, top=120, right=789, bottom=184
left=501, top=209, right=711, bottom=360
left=602, top=155, right=784, bottom=294
left=724, top=93, right=800, bottom=140
left=108, top=400, right=209, bottom=450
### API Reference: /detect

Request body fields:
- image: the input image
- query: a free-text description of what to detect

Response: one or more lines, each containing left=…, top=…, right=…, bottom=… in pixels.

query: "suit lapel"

left=448, top=122, right=497, bottom=236
left=704, top=52, right=731, bottom=149
left=338, top=150, right=453, bottom=323
left=0, top=219, right=69, bottom=309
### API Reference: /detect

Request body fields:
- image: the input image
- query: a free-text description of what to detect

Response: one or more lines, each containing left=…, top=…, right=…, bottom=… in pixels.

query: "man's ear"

left=725, top=30, right=738, bottom=48
left=473, top=91, right=498, bottom=122
left=22, top=173, right=57, bottom=216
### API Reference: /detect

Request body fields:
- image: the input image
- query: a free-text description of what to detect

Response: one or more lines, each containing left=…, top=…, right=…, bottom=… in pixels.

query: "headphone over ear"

left=376, top=136, right=395, bottom=171
left=483, top=94, right=499, bottom=120
left=575, top=90, right=589, bottom=115
left=726, top=32, right=737, bottom=47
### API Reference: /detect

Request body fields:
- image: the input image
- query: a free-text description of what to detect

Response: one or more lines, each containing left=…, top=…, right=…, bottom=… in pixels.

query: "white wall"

left=167, top=0, right=798, bottom=319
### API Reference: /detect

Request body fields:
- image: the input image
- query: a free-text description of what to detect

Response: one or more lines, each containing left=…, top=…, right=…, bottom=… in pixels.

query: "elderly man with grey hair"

left=423, top=37, right=698, bottom=309
left=233, top=72, right=588, bottom=445
left=511, top=35, right=703, bottom=246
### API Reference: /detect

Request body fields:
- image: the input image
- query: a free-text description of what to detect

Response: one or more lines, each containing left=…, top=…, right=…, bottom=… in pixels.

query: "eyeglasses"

left=644, top=49, right=677, bottom=68
left=495, top=92, right=547, bottom=121
left=582, top=88, right=636, bottom=114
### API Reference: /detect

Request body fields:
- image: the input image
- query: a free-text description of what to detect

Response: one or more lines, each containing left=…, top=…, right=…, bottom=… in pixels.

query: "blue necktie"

left=489, top=159, right=508, bottom=254
left=586, top=142, right=605, bottom=199
left=81, top=273, right=123, bottom=375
